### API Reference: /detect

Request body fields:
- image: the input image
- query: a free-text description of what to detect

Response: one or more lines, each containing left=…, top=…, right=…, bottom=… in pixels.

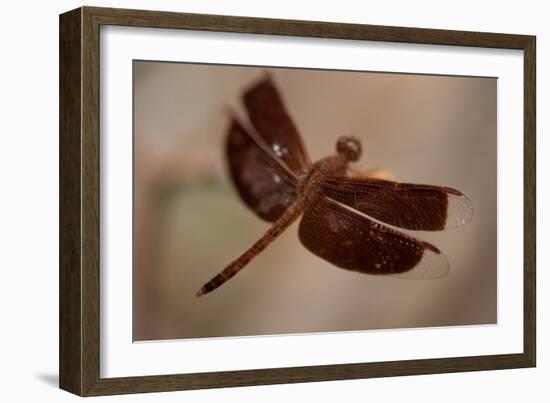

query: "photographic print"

left=133, top=62, right=496, bottom=342
left=60, top=7, right=535, bottom=395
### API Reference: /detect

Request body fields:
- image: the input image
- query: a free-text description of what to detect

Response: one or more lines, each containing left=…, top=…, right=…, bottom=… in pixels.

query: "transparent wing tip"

left=391, top=242, right=450, bottom=280
left=444, top=188, right=474, bottom=230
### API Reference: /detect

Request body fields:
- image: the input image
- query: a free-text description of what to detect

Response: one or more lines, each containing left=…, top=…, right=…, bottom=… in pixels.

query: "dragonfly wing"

left=243, top=75, right=311, bottom=174
left=322, top=176, right=473, bottom=231
left=298, top=196, right=449, bottom=279
left=226, top=118, right=297, bottom=222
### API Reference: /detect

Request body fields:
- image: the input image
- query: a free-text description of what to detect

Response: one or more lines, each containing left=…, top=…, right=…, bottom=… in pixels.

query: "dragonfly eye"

left=336, top=136, right=362, bottom=162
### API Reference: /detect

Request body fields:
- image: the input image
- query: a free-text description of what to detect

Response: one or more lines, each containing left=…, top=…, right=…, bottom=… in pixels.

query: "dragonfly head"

left=336, top=136, right=362, bottom=162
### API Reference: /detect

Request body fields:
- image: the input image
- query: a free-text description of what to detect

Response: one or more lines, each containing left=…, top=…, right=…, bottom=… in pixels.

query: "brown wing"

left=298, top=196, right=449, bottom=278
left=226, top=119, right=297, bottom=222
left=322, top=176, right=473, bottom=231
left=243, top=76, right=311, bottom=174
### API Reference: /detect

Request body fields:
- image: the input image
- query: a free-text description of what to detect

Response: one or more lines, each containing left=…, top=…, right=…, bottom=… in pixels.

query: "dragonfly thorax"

left=299, top=155, right=349, bottom=205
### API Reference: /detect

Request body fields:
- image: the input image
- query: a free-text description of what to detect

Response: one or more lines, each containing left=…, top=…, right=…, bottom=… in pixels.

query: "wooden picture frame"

left=59, top=6, right=536, bottom=396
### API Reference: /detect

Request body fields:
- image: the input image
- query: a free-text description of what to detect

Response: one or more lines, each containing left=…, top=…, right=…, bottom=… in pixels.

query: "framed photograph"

left=59, top=6, right=536, bottom=396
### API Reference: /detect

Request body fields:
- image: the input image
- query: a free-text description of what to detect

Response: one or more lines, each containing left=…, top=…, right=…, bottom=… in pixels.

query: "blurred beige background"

left=133, top=62, right=496, bottom=341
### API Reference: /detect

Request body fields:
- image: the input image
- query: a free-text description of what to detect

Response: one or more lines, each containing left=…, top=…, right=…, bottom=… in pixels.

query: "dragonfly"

left=196, top=74, right=473, bottom=297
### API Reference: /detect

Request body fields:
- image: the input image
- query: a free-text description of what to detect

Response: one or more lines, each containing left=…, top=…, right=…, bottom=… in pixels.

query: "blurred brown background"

left=133, top=62, right=496, bottom=341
